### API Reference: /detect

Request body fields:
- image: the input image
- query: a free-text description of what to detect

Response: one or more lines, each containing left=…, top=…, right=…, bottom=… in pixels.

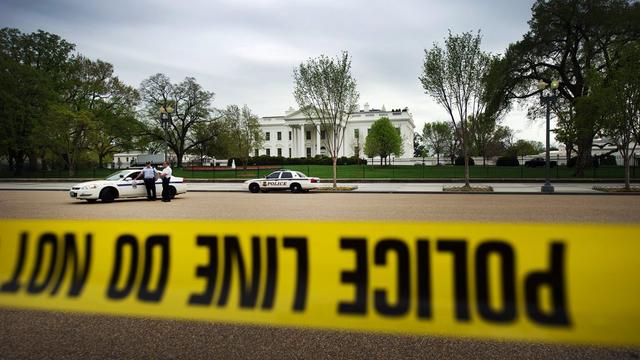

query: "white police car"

left=244, top=170, right=320, bottom=193
left=69, top=169, right=187, bottom=203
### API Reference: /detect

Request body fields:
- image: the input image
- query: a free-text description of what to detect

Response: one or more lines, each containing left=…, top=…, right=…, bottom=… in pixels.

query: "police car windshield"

left=105, top=170, right=130, bottom=181
left=296, top=172, right=306, bottom=178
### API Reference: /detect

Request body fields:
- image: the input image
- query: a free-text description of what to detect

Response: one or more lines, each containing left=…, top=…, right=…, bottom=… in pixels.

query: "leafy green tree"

left=0, top=28, right=75, bottom=173
left=413, top=132, right=425, bottom=158
left=508, top=139, right=545, bottom=157
left=293, top=51, right=359, bottom=188
left=592, top=42, right=640, bottom=190
left=83, top=64, right=141, bottom=168
left=44, top=102, right=93, bottom=175
left=44, top=56, right=113, bottom=175
left=364, top=117, right=403, bottom=165
left=420, top=31, right=492, bottom=186
left=139, top=74, right=215, bottom=167
left=472, top=55, right=515, bottom=164
left=422, top=121, right=452, bottom=165
left=468, top=115, right=513, bottom=165
left=188, top=118, right=233, bottom=163
left=219, top=105, right=264, bottom=167
left=502, top=0, right=640, bottom=176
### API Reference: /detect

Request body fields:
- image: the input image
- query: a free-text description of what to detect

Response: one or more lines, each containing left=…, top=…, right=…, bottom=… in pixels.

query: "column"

left=299, top=125, right=305, bottom=157
left=316, top=124, right=321, bottom=156
left=290, top=126, right=296, bottom=158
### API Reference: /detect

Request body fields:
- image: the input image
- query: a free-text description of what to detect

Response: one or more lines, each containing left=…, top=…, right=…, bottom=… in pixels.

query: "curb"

left=2, top=188, right=639, bottom=196
left=1, top=178, right=639, bottom=184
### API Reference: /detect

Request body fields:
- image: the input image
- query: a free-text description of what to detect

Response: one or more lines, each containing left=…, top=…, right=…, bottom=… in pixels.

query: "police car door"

left=263, top=171, right=282, bottom=189
left=120, top=171, right=143, bottom=197
left=279, top=171, right=294, bottom=189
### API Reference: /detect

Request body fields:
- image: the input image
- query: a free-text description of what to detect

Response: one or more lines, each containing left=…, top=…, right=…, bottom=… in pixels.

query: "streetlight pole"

left=160, top=106, right=173, bottom=163
left=537, top=80, right=559, bottom=193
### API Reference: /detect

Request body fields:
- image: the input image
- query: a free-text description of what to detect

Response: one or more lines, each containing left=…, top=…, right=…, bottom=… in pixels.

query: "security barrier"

left=0, top=219, right=638, bottom=346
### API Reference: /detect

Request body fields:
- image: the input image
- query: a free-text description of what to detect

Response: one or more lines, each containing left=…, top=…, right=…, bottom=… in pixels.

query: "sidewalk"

left=0, top=181, right=637, bottom=194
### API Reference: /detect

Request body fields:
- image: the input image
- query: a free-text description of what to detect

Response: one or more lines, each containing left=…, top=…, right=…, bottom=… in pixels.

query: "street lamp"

left=159, top=106, right=173, bottom=163
left=537, top=79, right=559, bottom=193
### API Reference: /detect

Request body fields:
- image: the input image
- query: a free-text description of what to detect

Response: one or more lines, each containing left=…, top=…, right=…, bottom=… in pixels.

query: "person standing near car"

left=160, top=161, right=173, bottom=202
left=135, top=162, right=158, bottom=200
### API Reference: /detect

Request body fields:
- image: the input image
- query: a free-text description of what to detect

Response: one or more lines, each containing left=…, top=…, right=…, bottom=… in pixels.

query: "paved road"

left=1, top=190, right=640, bottom=222
left=0, top=180, right=629, bottom=193
left=1, top=191, right=639, bottom=359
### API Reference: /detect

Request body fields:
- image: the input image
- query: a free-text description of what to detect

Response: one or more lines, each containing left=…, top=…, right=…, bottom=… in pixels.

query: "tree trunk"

left=575, top=136, right=594, bottom=177
left=463, top=135, right=470, bottom=187
left=8, top=155, right=15, bottom=172
left=13, top=151, right=25, bottom=175
left=623, top=150, right=630, bottom=191
left=67, top=156, right=76, bottom=177
left=28, top=153, right=39, bottom=171
left=332, top=156, right=337, bottom=189
left=98, top=154, right=104, bottom=169
left=176, top=151, right=183, bottom=168
left=436, top=153, right=440, bottom=165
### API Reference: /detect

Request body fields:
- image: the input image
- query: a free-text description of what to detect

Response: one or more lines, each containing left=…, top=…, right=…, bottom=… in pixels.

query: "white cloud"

left=0, top=0, right=544, bottom=141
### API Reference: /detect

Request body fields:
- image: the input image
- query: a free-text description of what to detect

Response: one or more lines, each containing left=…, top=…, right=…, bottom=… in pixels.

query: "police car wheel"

left=99, top=188, right=116, bottom=203
left=168, top=186, right=177, bottom=199
left=249, top=183, right=260, bottom=193
left=290, top=183, right=302, bottom=193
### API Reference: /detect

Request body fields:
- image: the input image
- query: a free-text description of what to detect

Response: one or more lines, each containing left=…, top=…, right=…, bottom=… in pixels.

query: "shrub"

left=598, top=155, right=617, bottom=166
left=454, top=156, right=475, bottom=166
left=496, top=156, right=520, bottom=166
left=245, top=155, right=366, bottom=166
left=567, top=156, right=600, bottom=168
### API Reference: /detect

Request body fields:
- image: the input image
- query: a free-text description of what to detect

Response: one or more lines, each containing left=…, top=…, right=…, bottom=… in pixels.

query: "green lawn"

left=174, top=165, right=640, bottom=179
left=2, top=165, right=636, bottom=180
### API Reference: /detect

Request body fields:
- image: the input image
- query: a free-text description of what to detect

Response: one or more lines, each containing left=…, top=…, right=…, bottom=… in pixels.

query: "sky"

left=0, top=0, right=549, bottom=142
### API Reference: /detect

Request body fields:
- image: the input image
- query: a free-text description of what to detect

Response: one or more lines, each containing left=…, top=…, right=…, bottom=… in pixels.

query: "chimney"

left=364, top=102, right=370, bottom=112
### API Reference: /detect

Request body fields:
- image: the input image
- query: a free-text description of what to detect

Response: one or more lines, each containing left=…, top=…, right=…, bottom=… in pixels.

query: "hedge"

left=496, top=156, right=520, bottom=166
left=454, top=156, right=475, bottom=166
left=229, top=155, right=367, bottom=166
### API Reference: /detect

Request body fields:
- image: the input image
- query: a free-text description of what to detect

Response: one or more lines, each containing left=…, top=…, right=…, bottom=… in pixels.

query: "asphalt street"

left=0, top=190, right=639, bottom=359
left=2, top=180, right=636, bottom=193
left=1, top=190, right=640, bottom=222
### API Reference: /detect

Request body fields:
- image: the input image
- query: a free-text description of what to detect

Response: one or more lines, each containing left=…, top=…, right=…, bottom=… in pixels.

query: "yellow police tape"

left=0, top=219, right=638, bottom=346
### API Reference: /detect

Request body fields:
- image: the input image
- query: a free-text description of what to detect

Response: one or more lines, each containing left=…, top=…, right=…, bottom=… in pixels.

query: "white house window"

left=266, top=148, right=271, bottom=156
left=277, top=148, right=282, bottom=157
left=277, top=131, right=282, bottom=141
left=265, top=132, right=270, bottom=141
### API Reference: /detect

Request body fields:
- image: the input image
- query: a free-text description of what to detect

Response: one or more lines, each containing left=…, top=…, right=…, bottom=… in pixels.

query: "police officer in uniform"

left=160, top=161, right=173, bottom=202
left=135, top=162, right=158, bottom=200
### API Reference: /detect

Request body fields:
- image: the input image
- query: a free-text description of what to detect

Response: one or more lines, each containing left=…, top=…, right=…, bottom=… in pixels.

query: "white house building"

left=256, top=103, right=415, bottom=159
